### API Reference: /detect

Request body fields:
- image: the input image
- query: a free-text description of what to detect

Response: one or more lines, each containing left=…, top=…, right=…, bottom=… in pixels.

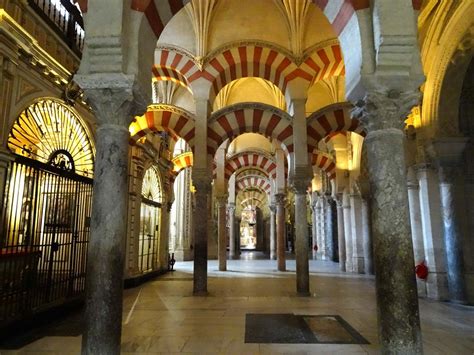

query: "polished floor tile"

left=1, top=253, right=473, bottom=354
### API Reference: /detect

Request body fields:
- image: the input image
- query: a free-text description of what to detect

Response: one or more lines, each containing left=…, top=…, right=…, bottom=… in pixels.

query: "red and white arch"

left=208, top=103, right=293, bottom=156
left=224, top=152, right=277, bottom=180
left=130, top=104, right=195, bottom=151
left=236, top=175, right=272, bottom=195
left=312, top=151, right=336, bottom=180
left=306, top=103, right=366, bottom=153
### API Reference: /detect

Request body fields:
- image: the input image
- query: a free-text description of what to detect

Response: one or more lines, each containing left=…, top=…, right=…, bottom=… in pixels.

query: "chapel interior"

left=0, top=0, right=473, bottom=354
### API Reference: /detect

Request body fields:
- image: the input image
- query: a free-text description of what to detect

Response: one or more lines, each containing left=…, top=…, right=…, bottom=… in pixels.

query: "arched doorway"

left=1, top=99, right=94, bottom=323
left=138, top=166, right=163, bottom=273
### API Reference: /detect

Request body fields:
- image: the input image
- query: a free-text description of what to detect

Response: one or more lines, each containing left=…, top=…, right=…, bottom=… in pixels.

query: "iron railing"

left=27, top=0, right=85, bottom=56
left=0, top=155, right=92, bottom=324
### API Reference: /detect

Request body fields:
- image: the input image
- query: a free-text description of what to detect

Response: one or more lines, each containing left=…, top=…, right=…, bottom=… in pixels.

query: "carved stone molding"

left=352, top=89, right=422, bottom=132
left=74, top=73, right=148, bottom=126
left=274, top=193, right=286, bottom=206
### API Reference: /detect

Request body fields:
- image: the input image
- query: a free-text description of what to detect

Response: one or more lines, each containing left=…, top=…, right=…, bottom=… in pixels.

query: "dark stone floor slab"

left=245, top=313, right=315, bottom=343
left=245, top=313, right=369, bottom=344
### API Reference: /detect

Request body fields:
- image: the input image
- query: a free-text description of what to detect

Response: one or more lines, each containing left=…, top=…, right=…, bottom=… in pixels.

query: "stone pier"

left=275, top=193, right=286, bottom=271
left=358, top=90, right=423, bottom=354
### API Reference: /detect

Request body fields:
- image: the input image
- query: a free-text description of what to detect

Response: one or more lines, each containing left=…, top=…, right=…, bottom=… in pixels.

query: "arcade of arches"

left=0, top=0, right=473, bottom=354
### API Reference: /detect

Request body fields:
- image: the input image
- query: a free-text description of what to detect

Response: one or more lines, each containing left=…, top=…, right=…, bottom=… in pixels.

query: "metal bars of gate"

left=138, top=198, right=161, bottom=273
left=0, top=155, right=92, bottom=323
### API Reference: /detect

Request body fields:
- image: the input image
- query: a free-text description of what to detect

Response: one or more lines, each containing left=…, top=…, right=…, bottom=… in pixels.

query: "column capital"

left=227, top=203, right=236, bottom=213
left=74, top=73, right=147, bottom=127
left=269, top=204, right=276, bottom=213
left=274, top=193, right=286, bottom=206
left=352, top=88, right=421, bottom=132
left=291, top=168, right=312, bottom=194
left=215, top=194, right=228, bottom=206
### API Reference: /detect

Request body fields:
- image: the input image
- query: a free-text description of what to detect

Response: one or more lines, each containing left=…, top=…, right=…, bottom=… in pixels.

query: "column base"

left=297, top=291, right=311, bottom=297
left=426, top=271, right=449, bottom=301
left=353, top=257, right=365, bottom=274
left=193, top=290, right=209, bottom=297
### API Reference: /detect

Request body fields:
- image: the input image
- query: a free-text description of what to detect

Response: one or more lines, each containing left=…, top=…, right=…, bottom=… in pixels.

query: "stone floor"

left=2, top=252, right=474, bottom=354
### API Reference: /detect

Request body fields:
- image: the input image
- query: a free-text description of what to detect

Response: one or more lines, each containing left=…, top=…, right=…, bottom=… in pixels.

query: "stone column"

left=336, top=196, right=346, bottom=271
left=228, top=203, right=236, bottom=259
left=434, top=138, right=469, bottom=304
left=325, top=196, right=337, bottom=261
left=315, top=198, right=324, bottom=259
left=350, top=192, right=365, bottom=274
left=216, top=195, right=227, bottom=271
left=342, top=192, right=353, bottom=272
left=193, top=176, right=211, bottom=295
left=159, top=202, right=172, bottom=270
left=416, top=164, right=448, bottom=300
left=275, top=193, right=286, bottom=271
left=319, top=197, right=328, bottom=260
left=74, top=84, right=138, bottom=355
left=356, top=90, right=422, bottom=354
left=407, top=168, right=426, bottom=296
left=361, top=199, right=373, bottom=275
left=293, top=178, right=310, bottom=296
left=311, top=199, right=318, bottom=259
left=269, top=204, right=277, bottom=260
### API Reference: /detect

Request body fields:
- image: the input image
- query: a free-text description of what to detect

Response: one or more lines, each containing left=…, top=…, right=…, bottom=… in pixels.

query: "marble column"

left=434, top=138, right=469, bottom=304
left=269, top=204, right=277, bottom=260
left=319, top=197, right=328, bottom=260
left=361, top=199, right=373, bottom=275
left=324, top=196, right=336, bottom=261
left=216, top=196, right=227, bottom=271
left=228, top=203, right=236, bottom=259
left=159, top=202, right=172, bottom=270
left=416, top=164, right=449, bottom=300
left=336, top=196, right=346, bottom=271
left=350, top=193, right=365, bottom=274
left=315, top=198, right=324, bottom=259
left=275, top=193, right=286, bottom=271
left=342, top=192, right=353, bottom=272
left=293, top=179, right=310, bottom=296
left=357, top=90, right=422, bottom=354
left=311, top=199, right=318, bottom=259
left=407, top=168, right=426, bottom=296
left=193, top=177, right=211, bottom=295
left=74, top=85, right=138, bottom=355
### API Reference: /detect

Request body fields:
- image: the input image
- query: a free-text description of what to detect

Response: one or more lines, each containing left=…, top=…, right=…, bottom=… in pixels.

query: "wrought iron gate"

left=0, top=155, right=92, bottom=323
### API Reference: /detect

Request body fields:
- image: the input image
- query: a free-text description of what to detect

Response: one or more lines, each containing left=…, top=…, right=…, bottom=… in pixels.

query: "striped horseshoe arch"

left=170, top=151, right=193, bottom=185
left=237, top=190, right=267, bottom=209
left=236, top=175, right=272, bottom=194
left=129, top=104, right=195, bottom=151
left=312, top=151, right=336, bottom=180
left=224, top=151, right=277, bottom=180
left=306, top=103, right=366, bottom=153
left=154, top=48, right=203, bottom=88
left=203, top=44, right=297, bottom=102
left=288, top=43, right=345, bottom=84
left=202, top=42, right=345, bottom=104
left=208, top=103, right=293, bottom=156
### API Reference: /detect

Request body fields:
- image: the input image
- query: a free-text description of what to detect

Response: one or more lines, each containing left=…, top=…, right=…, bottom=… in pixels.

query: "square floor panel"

left=245, top=314, right=369, bottom=344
